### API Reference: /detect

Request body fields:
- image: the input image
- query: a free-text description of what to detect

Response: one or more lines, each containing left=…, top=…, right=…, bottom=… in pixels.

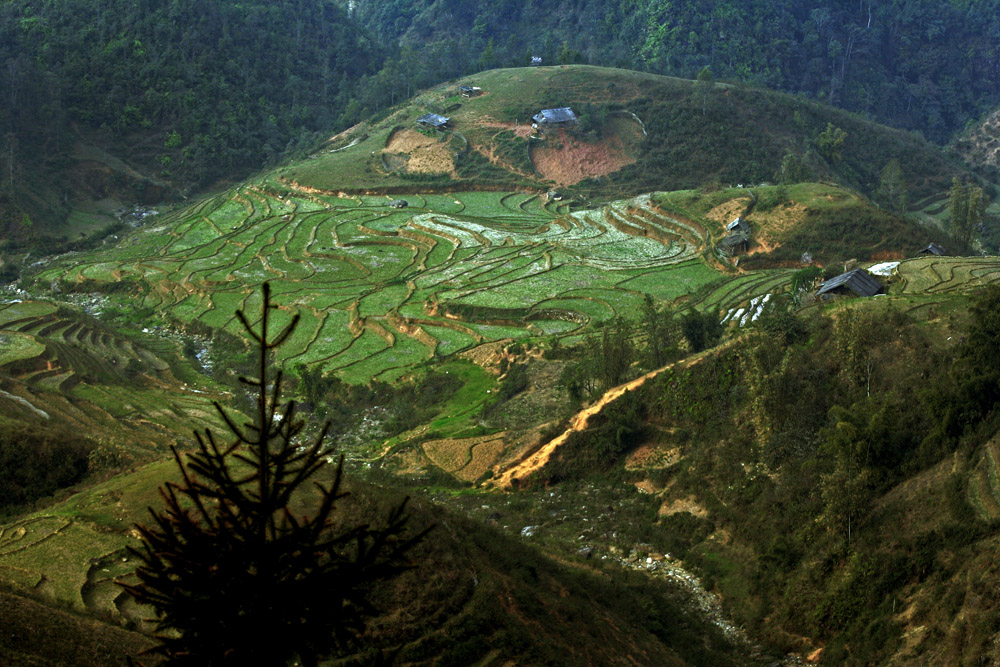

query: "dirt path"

left=478, top=121, right=533, bottom=138
left=493, top=354, right=704, bottom=489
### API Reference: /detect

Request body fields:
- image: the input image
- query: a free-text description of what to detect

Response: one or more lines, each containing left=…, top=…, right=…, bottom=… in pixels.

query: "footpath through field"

left=493, top=351, right=709, bottom=489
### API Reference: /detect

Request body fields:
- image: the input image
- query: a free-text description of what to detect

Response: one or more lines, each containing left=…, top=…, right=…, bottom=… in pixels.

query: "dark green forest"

left=0, top=0, right=383, bottom=185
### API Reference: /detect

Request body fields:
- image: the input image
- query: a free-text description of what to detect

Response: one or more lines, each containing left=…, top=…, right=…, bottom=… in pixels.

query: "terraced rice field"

left=895, top=256, right=1000, bottom=294
left=0, top=459, right=182, bottom=625
left=0, top=299, right=226, bottom=449
left=35, top=183, right=789, bottom=383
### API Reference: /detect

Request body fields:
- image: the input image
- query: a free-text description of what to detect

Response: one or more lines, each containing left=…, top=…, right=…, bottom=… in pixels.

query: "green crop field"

left=34, top=183, right=787, bottom=384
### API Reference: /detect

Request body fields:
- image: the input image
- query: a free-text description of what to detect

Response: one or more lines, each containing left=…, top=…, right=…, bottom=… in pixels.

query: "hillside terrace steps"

left=628, top=206, right=705, bottom=245
left=9, top=314, right=60, bottom=334
left=646, top=201, right=710, bottom=239
left=383, top=312, right=440, bottom=352
left=62, top=322, right=83, bottom=341
left=29, top=184, right=807, bottom=384
left=34, top=371, right=75, bottom=393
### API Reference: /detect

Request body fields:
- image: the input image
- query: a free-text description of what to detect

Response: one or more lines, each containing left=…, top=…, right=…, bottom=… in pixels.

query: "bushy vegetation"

left=536, top=289, right=1000, bottom=663
left=0, top=0, right=386, bottom=235
left=2, top=0, right=386, bottom=178
left=0, top=425, right=93, bottom=511
left=603, top=79, right=964, bottom=202
left=297, top=365, right=464, bottom=442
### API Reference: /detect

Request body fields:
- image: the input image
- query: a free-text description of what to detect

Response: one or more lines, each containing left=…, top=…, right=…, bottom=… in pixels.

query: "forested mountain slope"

left=0, top=0, right=385, bottom=239
left=347, top=0, right=1000, bottom=144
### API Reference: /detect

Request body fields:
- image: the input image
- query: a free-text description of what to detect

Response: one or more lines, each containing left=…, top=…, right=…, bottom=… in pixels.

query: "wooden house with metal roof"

left=532, top=107, right=578, bottom=127
left=816, top=268, right=884, bottom=298
left=417, top=113, right=450, bottom=129
left=918, top=242, right=946, bottom=256
left=726, top=217, right=750, bottom=234
left=717, top=232, right=750, bottom=256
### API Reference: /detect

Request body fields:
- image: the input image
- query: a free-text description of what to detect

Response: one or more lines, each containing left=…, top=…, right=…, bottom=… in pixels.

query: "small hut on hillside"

left=532, top=107, right=578, bottom=127
left=417, top=113, right=450, bottom=130
left=458, top=86, right=482, bottom=97
left=816, top=268, right=883, bottom=298
left=918, top=242, right=946, bottom=256
left=727, top=217, right=750, bottom=234
left=717, top=232, right=750, bottom=256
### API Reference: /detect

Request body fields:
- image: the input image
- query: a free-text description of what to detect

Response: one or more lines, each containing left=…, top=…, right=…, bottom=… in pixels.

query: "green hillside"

left=483, top=274, right=1000, bottom=665
left=283, top=65, right=970, bottom=203
left=0, top=457, right=752, bottom=666
left=4, top=64, right=1000, bottom=666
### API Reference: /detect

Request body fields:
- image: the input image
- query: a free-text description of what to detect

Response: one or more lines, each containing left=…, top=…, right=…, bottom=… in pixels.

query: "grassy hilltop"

left=285, top=65, right=970, bottom=201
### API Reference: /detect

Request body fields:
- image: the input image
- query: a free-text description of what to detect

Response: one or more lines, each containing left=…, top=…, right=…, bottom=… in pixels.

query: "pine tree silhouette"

left=123, top=283, right=426, bottom=666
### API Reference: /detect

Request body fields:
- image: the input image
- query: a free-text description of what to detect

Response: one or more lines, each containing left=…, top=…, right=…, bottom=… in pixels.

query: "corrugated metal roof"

left=919, top=242, right=946, bottom=256
left=816, top=268, right=883, bottom=297
left=532, top=107, right=577, bottom=124
left=417, top=113, right=449, bottom=127
left=718, top=232, right=749, bottom=249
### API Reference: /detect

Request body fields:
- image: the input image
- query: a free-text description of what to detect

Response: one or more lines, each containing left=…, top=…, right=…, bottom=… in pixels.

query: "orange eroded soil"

left=530, top=128, right=636, bottom=186
left=494, top=355, right=703, bottom=489
left=658, top=496, right=709, bottom=518
left=383, top=128, right=456, bottom=175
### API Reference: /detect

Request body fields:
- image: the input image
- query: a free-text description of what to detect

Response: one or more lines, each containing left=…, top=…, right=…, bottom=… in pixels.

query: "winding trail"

left=493, top=353, right=705, bottom=489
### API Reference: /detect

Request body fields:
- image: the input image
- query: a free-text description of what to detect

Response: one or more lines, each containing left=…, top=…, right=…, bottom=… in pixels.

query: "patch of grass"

left=424, top=361, right=496, bottom=437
